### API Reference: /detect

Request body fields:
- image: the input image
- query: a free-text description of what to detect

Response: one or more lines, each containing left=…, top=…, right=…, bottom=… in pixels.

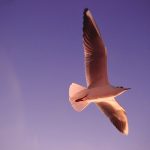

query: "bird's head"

left=116, top=86, right=131, bottom=90
left=115, top=86, right=131, bottom=95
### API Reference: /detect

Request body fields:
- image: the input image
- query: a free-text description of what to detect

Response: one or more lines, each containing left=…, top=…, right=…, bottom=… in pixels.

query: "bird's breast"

left=87, top=86, right=113, bottom=100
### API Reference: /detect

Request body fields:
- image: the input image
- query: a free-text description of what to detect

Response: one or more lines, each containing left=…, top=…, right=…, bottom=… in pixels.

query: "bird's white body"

left=69, top=8, right=130, bottom=135
left=71, top=84, right=127, bottom=103
left=87, top=85, right=124, bottom=100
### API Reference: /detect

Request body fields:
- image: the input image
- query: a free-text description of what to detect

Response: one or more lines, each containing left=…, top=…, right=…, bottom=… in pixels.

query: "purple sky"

left=0, top=0, right=150, bottom=149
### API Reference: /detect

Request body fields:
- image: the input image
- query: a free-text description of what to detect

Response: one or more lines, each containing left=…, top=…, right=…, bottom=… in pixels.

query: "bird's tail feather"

left=69, top=83, right=89, bottom=112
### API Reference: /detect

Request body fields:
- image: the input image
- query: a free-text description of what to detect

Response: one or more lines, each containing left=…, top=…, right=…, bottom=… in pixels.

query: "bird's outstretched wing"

left=83, top=9, right=109, bottom=87
left=96, top=98, right=128, bottom=135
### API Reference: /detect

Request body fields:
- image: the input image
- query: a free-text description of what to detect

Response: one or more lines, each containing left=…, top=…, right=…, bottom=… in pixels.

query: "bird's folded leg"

left=75, top=95, right=87, bottom=102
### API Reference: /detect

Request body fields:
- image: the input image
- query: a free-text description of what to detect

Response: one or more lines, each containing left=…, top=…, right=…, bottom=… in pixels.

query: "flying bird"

left=69, top=8, right=130, bottom=135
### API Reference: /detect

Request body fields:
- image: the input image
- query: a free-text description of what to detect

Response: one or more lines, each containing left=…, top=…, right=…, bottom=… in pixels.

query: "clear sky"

left=0, top=0, right=150, bottom=149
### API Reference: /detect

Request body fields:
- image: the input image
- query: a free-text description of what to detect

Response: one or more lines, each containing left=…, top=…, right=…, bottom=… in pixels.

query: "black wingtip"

left=83, top=8, right=89, bottom=15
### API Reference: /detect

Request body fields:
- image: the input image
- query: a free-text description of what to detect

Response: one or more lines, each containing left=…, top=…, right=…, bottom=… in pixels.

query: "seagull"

left=69, top=8, right=130, bottom=135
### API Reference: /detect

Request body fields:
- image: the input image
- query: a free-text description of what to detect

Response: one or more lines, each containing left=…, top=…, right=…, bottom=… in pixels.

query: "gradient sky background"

left=0, top=0, right=150, bottom=149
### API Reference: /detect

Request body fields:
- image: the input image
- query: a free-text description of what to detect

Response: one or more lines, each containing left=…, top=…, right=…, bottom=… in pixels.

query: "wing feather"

left=96, top=98, right=128, bottom=135
left=83, top=9, right=109, bottom=87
